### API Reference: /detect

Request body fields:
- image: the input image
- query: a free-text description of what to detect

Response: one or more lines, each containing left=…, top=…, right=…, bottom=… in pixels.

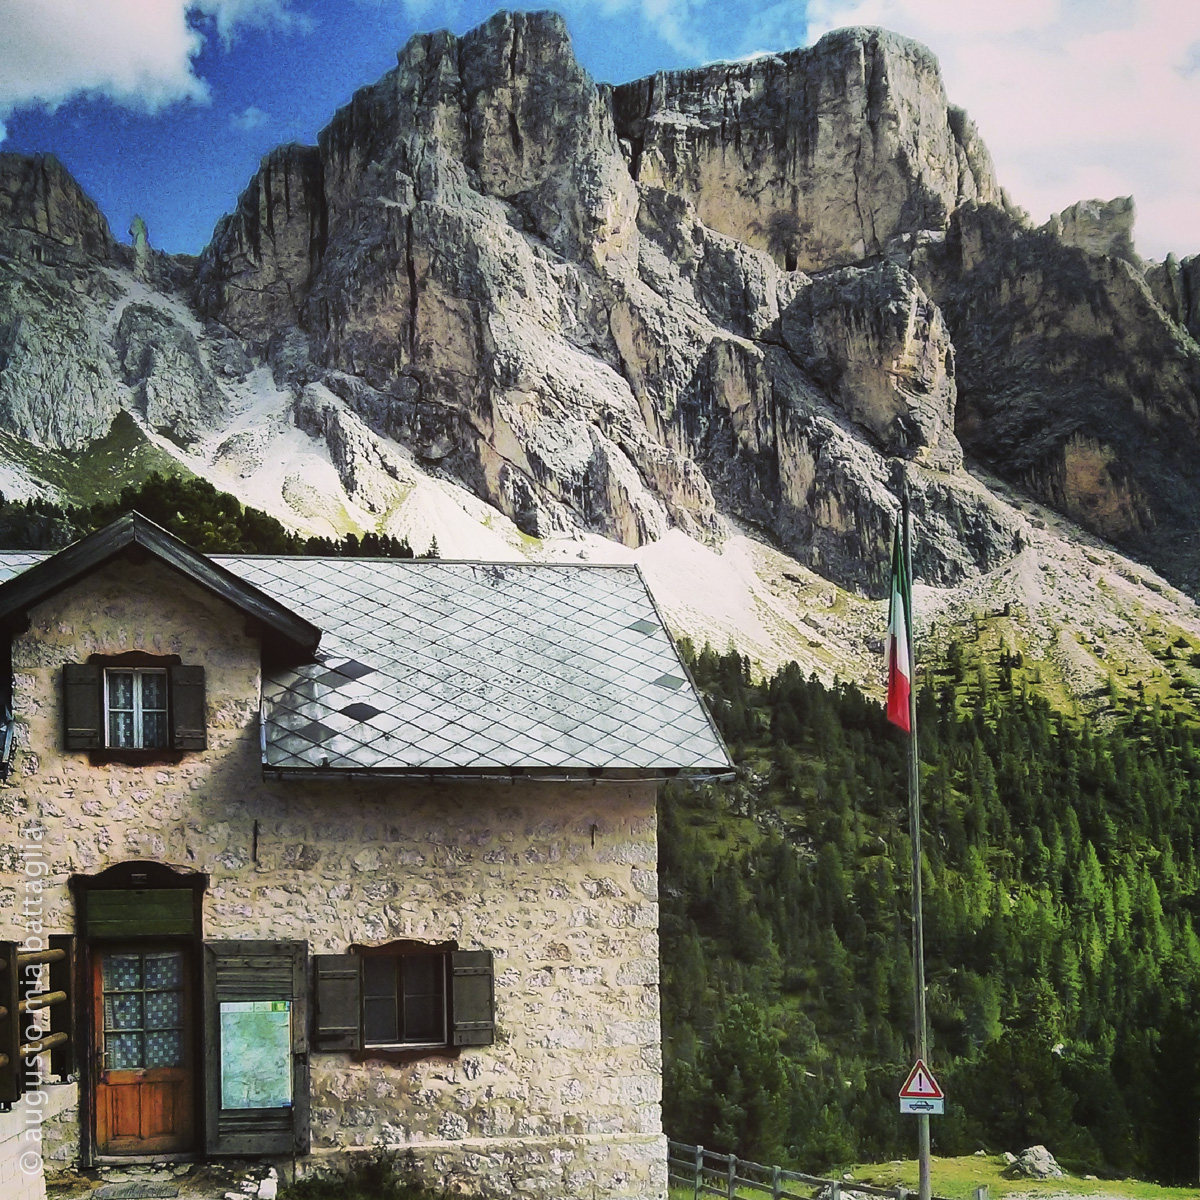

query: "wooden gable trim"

left=0, top=512, right=321, bottom=660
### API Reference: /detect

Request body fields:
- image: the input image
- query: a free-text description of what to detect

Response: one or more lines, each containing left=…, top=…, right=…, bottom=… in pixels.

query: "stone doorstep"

left=48, top=1160, right=283, bottom=1200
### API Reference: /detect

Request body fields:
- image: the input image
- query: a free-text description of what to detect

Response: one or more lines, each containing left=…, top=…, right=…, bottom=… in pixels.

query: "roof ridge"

left=0, top=512, right=321, bottom=658
left=212, top=555, right=641, bottom=569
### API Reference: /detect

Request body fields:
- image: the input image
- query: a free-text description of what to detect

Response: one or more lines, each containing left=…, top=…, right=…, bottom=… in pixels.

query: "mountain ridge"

left=1, top=10, right=1199, bottom=703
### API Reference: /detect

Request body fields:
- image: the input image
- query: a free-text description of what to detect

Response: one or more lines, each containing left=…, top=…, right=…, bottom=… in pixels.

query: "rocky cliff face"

left=613, top=28, right=1004, bottom=273
left=2, top=10, right=1199, bottom=606
left=906, top=201, right=1200, bottom=591
left=188, top=11, right=1031, bottom=591
left=0, top=153, right=112, bottom=265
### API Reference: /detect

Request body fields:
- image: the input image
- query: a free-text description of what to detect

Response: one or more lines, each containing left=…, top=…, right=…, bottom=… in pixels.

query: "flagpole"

left=902, top=490, right=932, bottom=1200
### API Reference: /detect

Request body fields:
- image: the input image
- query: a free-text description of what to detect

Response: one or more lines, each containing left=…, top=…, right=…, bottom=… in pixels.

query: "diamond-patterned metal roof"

left=0, top=552, right=48, bottom=582
left=225, top=557, right=730, bottom=774
left=0, top=552, right=730, bottom=774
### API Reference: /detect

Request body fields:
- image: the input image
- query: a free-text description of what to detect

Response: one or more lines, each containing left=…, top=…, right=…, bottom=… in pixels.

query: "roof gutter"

left=261, top=766, right=736, bottom=785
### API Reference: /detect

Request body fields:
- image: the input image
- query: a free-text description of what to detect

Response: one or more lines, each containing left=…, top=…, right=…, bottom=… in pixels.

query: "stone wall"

left=0, top=557, right=666, bottom=1200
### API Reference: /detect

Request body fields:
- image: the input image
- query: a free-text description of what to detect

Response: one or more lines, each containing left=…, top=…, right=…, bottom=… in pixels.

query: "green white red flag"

left=886, top=523, right=912, bottom=731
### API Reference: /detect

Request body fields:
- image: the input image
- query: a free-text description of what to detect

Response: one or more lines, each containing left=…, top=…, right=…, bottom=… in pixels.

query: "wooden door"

left=93, top=945, right=195, bottom=1155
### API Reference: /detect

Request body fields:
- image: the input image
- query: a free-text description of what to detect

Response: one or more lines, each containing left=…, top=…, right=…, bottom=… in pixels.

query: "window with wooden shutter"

left=203, top=941, right=309, bottom=1156
left=313, top=945, right=495, bottom=1057
left=313, top=956, right=361, bottom=1052
left=105, top=669, right=168, bottom=747
left=168, top=665, right=206, bottom=750
left=63, top=663, right=102, bottom=750
left=63, top=658, right=208, bottom=758
left=450, top=950, right=495, bottom=1046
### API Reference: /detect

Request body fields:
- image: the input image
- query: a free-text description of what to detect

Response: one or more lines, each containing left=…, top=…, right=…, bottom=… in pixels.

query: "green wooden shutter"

left=169, top=665, right=207, bottom=750
left=313, top=955, right=361, bottom=1051
left=450, top=950, right=495, bottom=1046
left=63, top=664, right=102, bottom=750
left=204, top=941, right=309, bottom=1155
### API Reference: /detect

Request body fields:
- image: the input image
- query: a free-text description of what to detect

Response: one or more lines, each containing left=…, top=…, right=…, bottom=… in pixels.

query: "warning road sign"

left=899, top=1059, right=944, bottom=1115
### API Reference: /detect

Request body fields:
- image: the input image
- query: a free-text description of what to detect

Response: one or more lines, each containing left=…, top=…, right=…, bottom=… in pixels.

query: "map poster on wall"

left=220, top=1000, right=293, bottom=1110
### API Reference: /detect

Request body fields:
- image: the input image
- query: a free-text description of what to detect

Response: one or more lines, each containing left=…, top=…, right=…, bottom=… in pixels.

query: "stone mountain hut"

left=0, top=513, right=730, bottom=1200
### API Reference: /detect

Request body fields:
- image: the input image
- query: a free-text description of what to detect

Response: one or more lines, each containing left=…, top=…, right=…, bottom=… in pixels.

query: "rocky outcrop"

left=1146, top=251, right=1200, bottom=342
left=0, top=153, right=112, bottom=265
left=613, top=28, right=1004, bottom=273
left=189, top=13, right=1021, bottom=593
left=780, top=262, right=961, bottom=468
left=916, top=201, right=1200, bottom=561
left=1041, top=196, right=1138, bottom=265
left=0, top=256, right=125, bottom=448
left=115, top=304, right=225, bottom=443
left=194, top=144, right=327, bottom=340
left=0, top=169, right=231, bottom=451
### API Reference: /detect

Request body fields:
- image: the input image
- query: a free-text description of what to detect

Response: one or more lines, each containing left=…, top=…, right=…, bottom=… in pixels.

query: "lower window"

left=313, top=945, right=495, bottom=1056
left=363, top=952, right=446, bottom=1047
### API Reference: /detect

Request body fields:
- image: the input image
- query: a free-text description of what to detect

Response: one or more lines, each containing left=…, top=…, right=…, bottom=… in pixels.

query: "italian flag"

left=886, top=524, right=912, bottom=732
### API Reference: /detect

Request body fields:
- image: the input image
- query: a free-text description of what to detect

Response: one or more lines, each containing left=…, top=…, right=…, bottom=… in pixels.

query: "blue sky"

left=1, top=1, right=1197, bottom=260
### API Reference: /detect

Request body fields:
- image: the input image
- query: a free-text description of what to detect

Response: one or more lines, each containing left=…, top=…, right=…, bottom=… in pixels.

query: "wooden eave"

left=0, top=512, right=321, bottom=660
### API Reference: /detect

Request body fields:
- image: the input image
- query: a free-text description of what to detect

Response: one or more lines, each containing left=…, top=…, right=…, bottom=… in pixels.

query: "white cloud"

left=0, top=0, right=307, bottom=133
left=231, top=104, right=269, bottom=130
left=806, top=0, right=1200, bottom=259
left=194, top=0, right=314, bottom=47
left=557, top=0, right=709, bottom=61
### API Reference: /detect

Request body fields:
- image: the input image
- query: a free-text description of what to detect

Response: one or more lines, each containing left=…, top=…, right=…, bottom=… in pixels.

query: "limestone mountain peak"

left=1, top=11, right=1200, bottom=698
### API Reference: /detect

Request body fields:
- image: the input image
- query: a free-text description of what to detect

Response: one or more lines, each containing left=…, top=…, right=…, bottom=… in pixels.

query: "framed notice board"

left=204, top=942, right=308, bottom=1155
left=219, top=1000, right=292, bottom=1109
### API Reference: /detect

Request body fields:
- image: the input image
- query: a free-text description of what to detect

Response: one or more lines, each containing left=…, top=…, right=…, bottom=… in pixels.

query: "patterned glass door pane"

left=101, top=950, right=186, bottom=1070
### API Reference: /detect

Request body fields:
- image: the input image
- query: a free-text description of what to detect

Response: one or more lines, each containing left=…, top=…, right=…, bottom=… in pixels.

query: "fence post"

left=726, top=1153, right=737, bottom=1200
left=772, top=1164, right=781, bottom=1200
left=694, top=1145, right=703, bottom=1200
left=830, top=1184, right=841, bottom=1200
left=973, top=1188, right=989, bottom=1200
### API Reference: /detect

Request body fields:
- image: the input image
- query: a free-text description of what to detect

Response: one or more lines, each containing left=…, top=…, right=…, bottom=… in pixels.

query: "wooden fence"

left=666, top=1141, right=970, bottom=1200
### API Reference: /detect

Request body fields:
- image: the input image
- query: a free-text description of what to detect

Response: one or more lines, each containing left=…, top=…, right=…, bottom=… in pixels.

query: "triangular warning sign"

left=899, top=1059, right=944, bottom=1100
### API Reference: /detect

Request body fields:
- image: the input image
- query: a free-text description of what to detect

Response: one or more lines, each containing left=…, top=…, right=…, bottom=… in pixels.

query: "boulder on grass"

left=1004, top=1145, right=1063, bottom=1179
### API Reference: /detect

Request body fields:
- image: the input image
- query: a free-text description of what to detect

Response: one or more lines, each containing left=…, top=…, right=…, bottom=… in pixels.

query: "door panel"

left=93, top=946, right=195, bottom=1155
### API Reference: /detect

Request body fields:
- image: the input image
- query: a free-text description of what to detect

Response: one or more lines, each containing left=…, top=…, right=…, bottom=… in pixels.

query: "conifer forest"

left=660, top=644, right=1200, bottom=1185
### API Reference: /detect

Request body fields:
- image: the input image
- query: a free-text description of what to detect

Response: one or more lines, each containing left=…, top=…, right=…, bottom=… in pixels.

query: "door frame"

left=70, top=861, right=208, bottom=1166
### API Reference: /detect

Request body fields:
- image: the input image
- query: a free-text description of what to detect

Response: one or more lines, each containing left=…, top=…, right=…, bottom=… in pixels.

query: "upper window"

left=63, top=658, right=207, bottom=757
left=106, top=669, right=168, bottom=749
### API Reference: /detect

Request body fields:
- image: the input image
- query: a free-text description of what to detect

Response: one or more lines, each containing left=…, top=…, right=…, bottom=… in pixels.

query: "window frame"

left=63, top=653, right=207, bottom=763
left=104, top=667, right=170, bottom=751
left=313, top=940, right=494, bottom=1062
left=360, top=948, right=450, bottom=1051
